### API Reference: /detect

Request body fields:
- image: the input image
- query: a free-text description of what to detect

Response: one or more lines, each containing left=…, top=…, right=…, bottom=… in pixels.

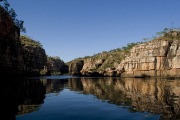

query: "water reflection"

left=40, top=78, right=68, bottom=94
left=68, top=77, right=180, bottom=120
left=2, top=77, right=179, bottom=120
left=1, top=78, right=46, bottom=120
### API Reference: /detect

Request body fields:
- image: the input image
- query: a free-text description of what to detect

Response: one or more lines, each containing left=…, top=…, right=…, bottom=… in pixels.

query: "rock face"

left=0, top=6, right=49, bottom=76
left=80, top=58, right=117, bottom=76
left=69, top=50, right=125, bottom=76
left=69, top=31, right=180, bottom=78
left=0, top=6, right=23, bottom=76
left=20, top=35, right=47, bottom=76
left=69, top=60, right=84, bottom=75
left=47, top=56, right=68, bottom=75
left=117, top=39, right=180, bottom=78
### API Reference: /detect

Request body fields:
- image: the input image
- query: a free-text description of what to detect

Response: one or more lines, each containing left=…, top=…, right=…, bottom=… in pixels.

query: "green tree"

left=0, top=0, right=26, bottom=33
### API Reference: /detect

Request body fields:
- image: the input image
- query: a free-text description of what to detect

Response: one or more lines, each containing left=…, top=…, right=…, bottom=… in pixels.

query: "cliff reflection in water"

left=5, top=77, right=179, bottom=120
left=68, top=77, right=180, bottom=120
left=1, top=78, right=46, bottom=120
left=17, top=79, right=68, bottom=115
left=17, top=79, right=46, bottom=115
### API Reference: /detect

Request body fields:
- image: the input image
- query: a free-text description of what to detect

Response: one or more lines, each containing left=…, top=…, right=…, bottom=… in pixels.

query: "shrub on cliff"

left=20, top=35, right=47, bottom=76
left=0, top=0, right=26, bottom=33
left=69, top=42, right=140, bottom=74
left=143, top=28, right=180, bottom=42
left=157, top=28, right=180, bottom=40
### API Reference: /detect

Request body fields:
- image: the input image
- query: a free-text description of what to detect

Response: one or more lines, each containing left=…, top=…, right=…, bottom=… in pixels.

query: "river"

left=2, top=75, right=179, bottom=120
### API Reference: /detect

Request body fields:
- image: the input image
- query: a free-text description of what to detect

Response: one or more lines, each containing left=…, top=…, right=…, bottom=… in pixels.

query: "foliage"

left=0, top=0, right=26, bottom=33
left=21, top=35, right=43, bottom=48
left=20, top=35, right=47, bottom=74
left=143, top=27, right=180, bottom=42
left=68, top=27, right=180, bottom=76
left=157, top=28, right=180, bottom=40
left=69, top=41, right=141, bottom=73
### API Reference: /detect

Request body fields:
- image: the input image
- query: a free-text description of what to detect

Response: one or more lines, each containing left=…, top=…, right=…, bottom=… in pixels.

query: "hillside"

left=69, top=29, right=180, bottom=78
left=68, top=42, right=142, bottom=76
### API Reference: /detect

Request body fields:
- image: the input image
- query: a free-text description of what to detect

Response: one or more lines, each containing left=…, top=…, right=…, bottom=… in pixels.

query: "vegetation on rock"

left=0, top=0, right=26, bottom=33
left=20, top=35, right=47, bottom=76
left=156, top=28, right=180, bottom=41
left=0, top=5, right=23, bottom=77
left=68, top=42, right=141, bottom=76
left=46, top=56, right=68, bottom=75
left=69, top=28, right=180, bottom=77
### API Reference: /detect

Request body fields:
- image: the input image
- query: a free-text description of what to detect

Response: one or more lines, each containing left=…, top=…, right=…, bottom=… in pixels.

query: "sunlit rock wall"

left=117, top=39, right=180, bottom=78
left=69, top=59, right=84, bottom=75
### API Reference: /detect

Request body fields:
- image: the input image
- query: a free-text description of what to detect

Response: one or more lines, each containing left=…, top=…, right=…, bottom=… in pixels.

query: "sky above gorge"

left=9, top=0, right=180, bottom=62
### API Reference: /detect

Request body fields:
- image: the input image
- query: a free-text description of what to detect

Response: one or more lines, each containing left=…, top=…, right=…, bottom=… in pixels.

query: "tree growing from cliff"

left=156, top=28, right=180, bottom=40
left=0, top=0, right=26, bottom=33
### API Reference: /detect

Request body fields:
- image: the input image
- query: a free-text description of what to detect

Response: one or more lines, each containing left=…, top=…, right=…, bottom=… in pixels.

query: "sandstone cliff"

left=46, top=56, right=68, bottom=75
left=0, top=6, right=23, bottom=76
left=69, top=59, right=84, bottom=75
left=0, top=6, right=49, bottom=77
left=20, top=35, right=47, bottom=76
left=69, top=30, right=180, bottom=78
left=117, top=32, right=180, bottom=78
left=68, top=48, right=129, bottom=76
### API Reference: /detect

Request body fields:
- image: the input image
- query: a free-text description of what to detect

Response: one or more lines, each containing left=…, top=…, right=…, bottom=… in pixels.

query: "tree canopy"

left=0, top=0, right=26, bottom=33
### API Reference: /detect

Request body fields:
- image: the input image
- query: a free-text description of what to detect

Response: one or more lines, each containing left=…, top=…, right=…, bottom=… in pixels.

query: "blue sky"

left=8, top=0, right=180, bottom=62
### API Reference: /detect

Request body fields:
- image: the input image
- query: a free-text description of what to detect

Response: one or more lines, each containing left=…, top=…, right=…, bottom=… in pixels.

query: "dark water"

left=1, top=76, right=180, bottom=120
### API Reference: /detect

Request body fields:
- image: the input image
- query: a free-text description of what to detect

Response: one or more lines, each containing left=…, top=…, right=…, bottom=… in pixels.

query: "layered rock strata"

left=117, top=39, right=180, bottom=78
left=69, top=33, right=180, bottom=78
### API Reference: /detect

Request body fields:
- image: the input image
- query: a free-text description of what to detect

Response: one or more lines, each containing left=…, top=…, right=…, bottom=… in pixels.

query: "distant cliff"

left=46, top=56, right=68, bottom=75
left=0, top=6, right=66, bottom=77
left=69, top=30, right=180, bottom=78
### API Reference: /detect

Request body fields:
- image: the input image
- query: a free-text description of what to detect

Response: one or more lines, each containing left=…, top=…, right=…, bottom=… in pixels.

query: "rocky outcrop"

left=80, top=58, right=105, bottom=76
left=0, top=6, right=23, bottom=76
left=46, top=56, right=68, bottom=75
left=69, top=50, right=125, bottom=76
left=20, top=35, right=47, bottom=76
left=69, top=59, right=84, bottom=75
left=117, top=38, right=180, bottom=78
left=0, top=6, right=50, bottom=77
left=69, top=31, right=180, bottom=78
left=80, top=58, right=119, bottom=76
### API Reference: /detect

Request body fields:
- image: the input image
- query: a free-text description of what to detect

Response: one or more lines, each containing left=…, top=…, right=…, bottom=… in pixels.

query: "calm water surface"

left=2, top=76, right=180, bottom=120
